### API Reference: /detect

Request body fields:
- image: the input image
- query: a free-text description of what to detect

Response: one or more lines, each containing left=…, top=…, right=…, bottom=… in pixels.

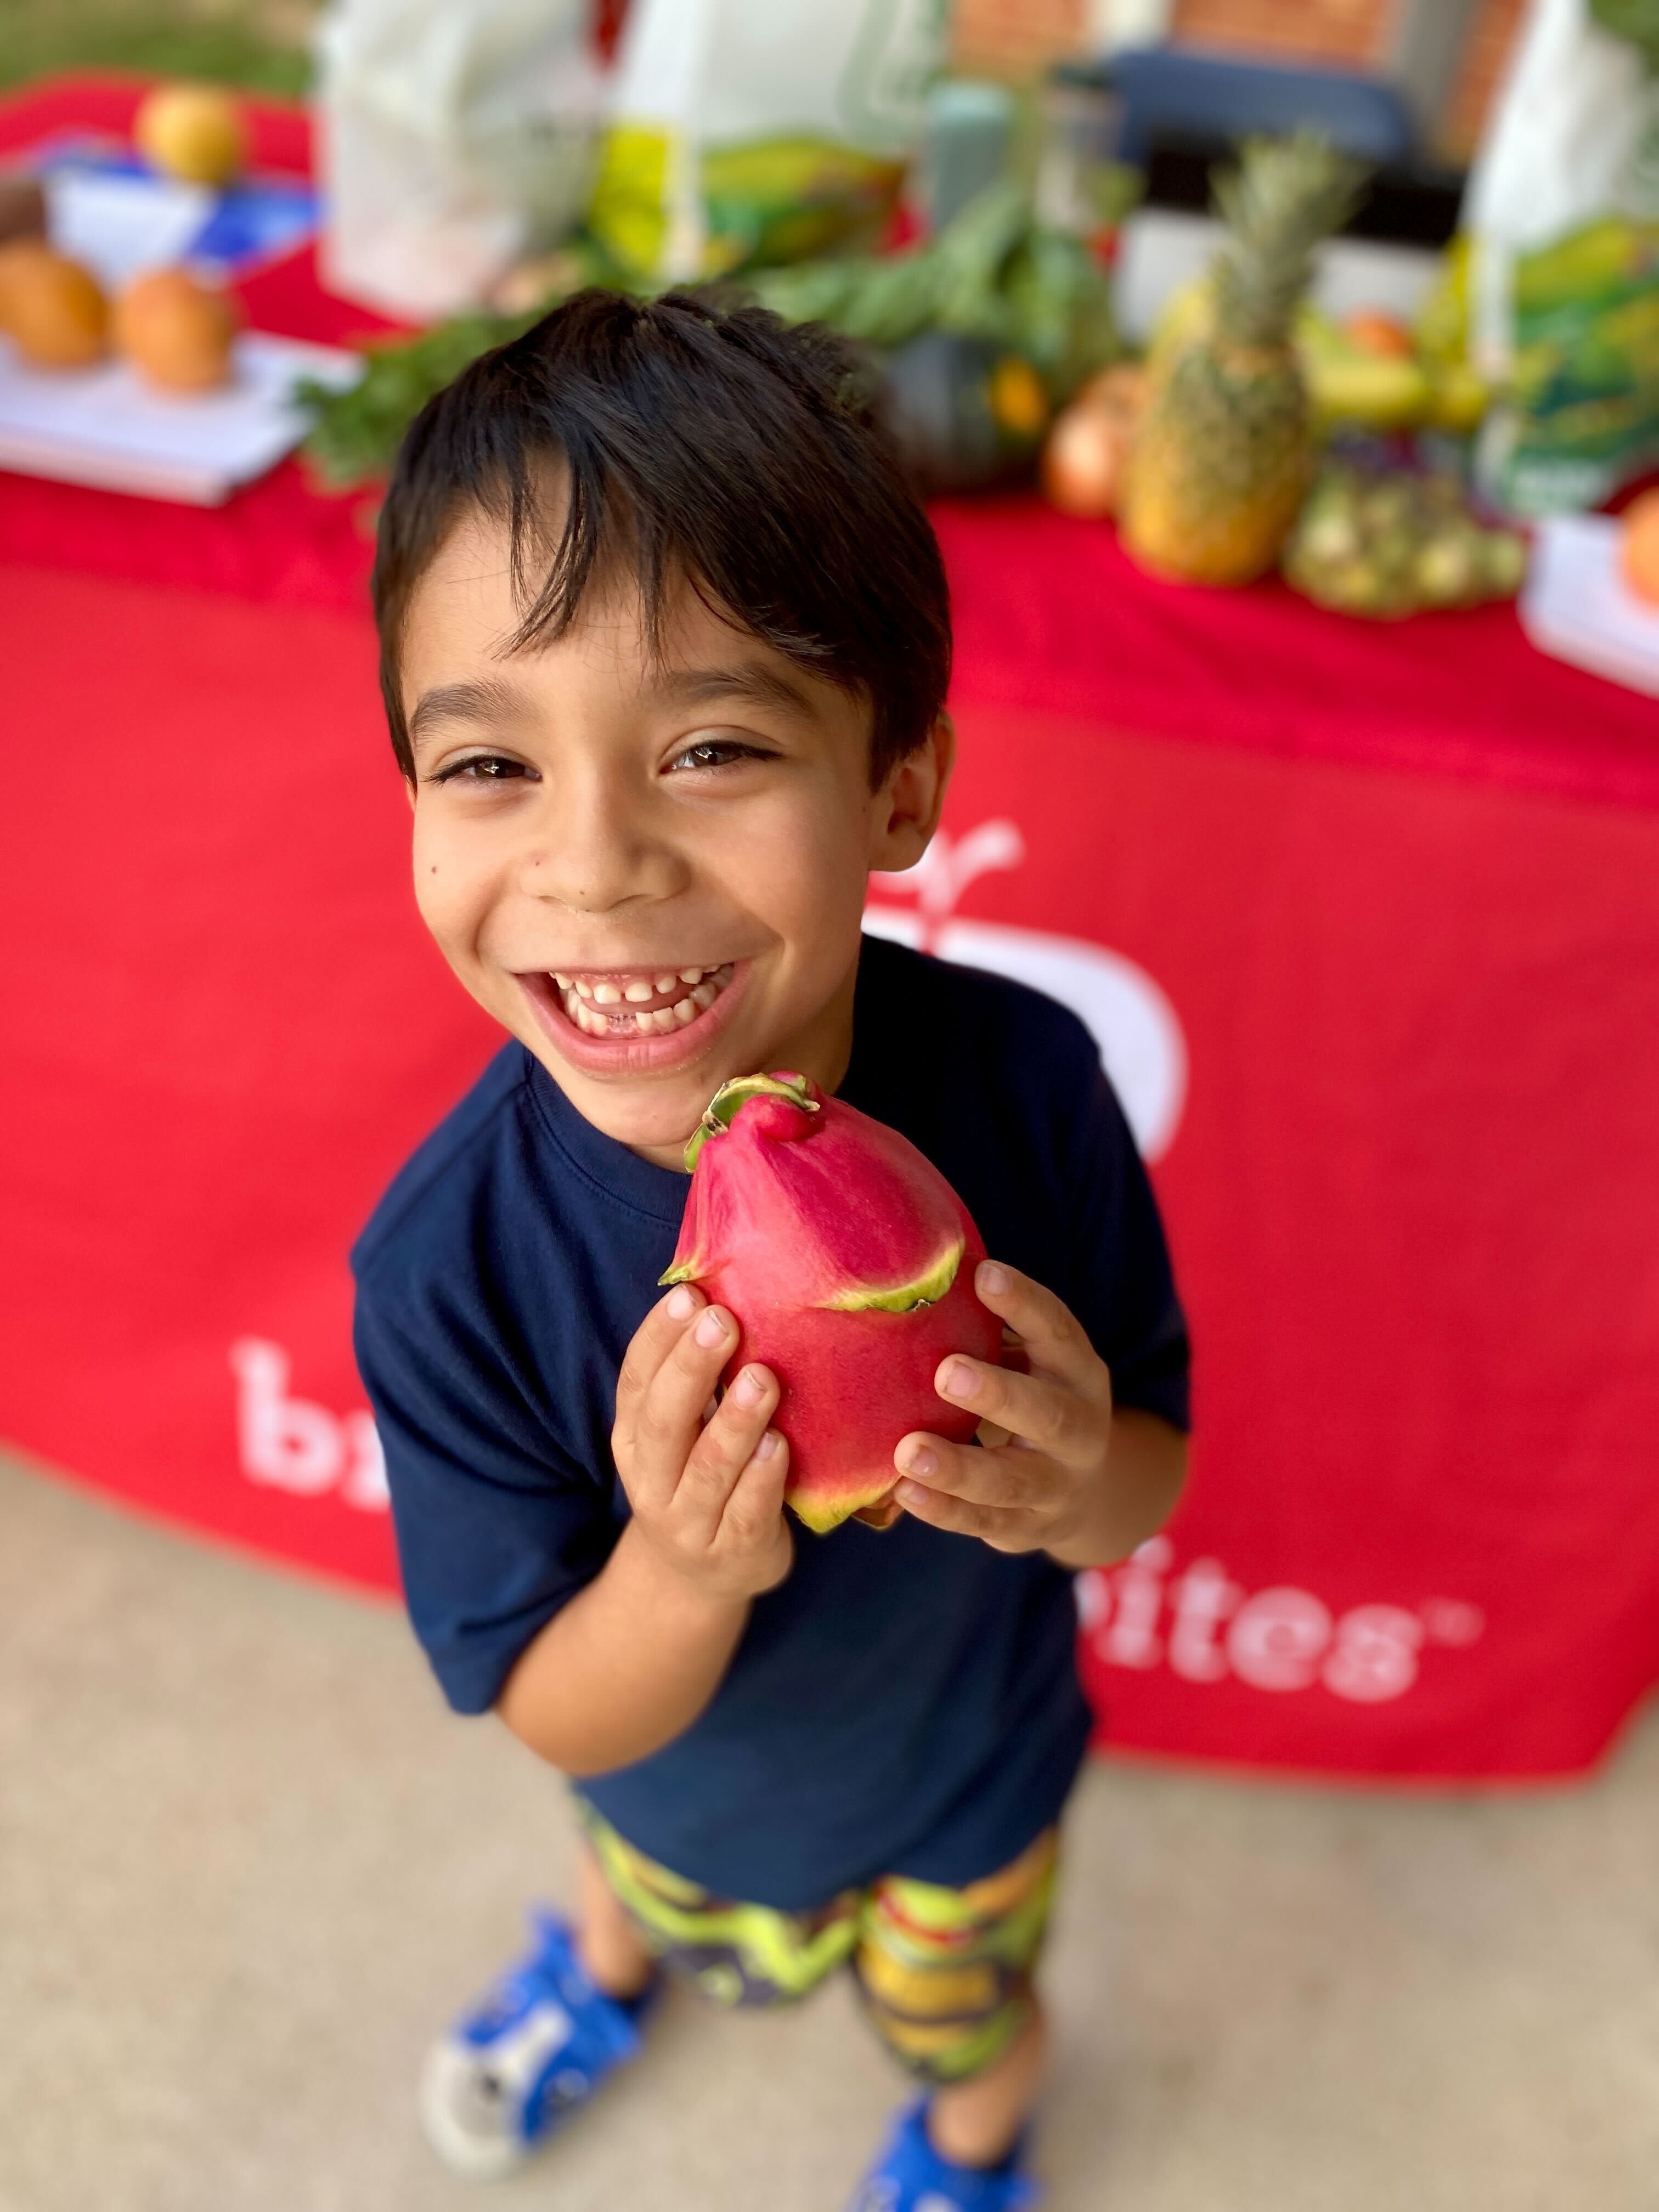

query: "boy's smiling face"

left=402, top=511, right=951, bottom=1168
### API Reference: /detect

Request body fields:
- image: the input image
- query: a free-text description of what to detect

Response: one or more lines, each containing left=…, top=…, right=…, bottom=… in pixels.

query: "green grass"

left=0, top=0, right=315, bottom=99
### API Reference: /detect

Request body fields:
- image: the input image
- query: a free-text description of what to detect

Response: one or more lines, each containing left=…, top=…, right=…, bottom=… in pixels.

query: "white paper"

left=0, top=331, right=362, bottom=506
left=1519, top=512, right=1659, bottom=696
left=46, top=169, right=215, bottom=291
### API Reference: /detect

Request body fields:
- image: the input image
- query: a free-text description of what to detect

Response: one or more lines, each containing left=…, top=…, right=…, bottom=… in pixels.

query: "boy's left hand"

left=893, top=1260, right=1114, bottom=1556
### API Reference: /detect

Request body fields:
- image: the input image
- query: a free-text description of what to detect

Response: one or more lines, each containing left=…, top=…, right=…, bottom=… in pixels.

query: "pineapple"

left=1122, top=134, right=1363, bottom=586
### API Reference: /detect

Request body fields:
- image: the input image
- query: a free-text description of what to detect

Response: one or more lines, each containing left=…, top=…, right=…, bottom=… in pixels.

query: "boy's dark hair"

left=371, top=289, right=952, bottom=786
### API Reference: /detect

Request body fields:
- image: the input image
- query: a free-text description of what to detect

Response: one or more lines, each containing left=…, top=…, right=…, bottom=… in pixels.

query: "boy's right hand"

left=612, top=1285, right=793, bottom=1603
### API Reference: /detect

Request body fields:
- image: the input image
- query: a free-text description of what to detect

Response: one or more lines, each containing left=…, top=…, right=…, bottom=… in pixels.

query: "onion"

left=1042, top=402, right=1133, bottom=518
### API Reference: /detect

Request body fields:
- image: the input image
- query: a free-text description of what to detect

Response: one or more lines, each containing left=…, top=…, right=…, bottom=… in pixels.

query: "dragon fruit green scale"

left=662, top=1071, right=1004, bottom=1534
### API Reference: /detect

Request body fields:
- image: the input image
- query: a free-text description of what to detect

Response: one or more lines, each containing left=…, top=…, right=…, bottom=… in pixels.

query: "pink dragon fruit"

left=661, top=1071, right=1003, bottom=1533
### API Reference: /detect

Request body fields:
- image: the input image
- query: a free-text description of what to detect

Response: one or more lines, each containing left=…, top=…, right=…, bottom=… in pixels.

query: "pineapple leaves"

left=1209, top=133, right=1368, bottom=352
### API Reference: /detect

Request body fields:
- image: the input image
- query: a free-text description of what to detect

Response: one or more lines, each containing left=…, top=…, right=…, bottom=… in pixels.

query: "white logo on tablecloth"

left=1076, top=1538, right=1485, bottom=1705
left=867, top=820, right=1187, bottom=1160
left=228, top=1339, right=388, bottom=1511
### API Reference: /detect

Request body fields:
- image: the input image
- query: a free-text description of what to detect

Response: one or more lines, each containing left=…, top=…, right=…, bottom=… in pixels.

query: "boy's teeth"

left=555, top=960, right=733, bottom=1038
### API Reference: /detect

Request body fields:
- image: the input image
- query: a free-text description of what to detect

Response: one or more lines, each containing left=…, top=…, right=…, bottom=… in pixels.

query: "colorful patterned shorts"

left=577, top=1803, right=1057, bottom=2086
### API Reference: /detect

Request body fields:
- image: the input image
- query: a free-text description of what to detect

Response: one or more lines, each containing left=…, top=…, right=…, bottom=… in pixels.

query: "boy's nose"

left=515, top=785, right=685, bottom=915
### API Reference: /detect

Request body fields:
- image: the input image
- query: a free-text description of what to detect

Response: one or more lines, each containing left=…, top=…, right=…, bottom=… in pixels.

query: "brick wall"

left=1441, top=0, right=1526, bottom=157
left=949, top=0, right=1397, bottom=71
left=948, top=0, right=1525, bottom=152
left=950, top=0, right=1086, bottom=72
left=1169, top=0, right=1392, bottom=66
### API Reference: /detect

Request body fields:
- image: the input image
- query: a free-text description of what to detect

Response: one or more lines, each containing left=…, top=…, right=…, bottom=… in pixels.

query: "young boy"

left=352, top=290, right=1189, bottom=2210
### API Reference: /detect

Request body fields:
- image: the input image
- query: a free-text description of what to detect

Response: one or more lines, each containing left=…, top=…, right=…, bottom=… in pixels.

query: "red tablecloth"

left=5, top=80, right=1659, bottom=1779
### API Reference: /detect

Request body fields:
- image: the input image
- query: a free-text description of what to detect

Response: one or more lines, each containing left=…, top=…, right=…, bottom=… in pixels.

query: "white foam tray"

left=1520, top=511, right=1659, bottom=699
left=0, top=330, right=361, bottom=505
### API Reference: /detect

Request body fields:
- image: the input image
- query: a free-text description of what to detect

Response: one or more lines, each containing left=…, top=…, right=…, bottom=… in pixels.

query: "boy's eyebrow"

left=408, top=676, right=533, bottom=752
left=650, top=663, right=820, bottom=719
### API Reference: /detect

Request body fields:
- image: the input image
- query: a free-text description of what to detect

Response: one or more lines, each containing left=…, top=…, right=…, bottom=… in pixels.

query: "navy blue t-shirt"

left=352, top=937, right=1188, bottom=1911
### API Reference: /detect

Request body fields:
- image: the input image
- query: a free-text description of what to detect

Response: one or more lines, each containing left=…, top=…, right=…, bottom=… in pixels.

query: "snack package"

left=315, top=0, right=605, bottom=319
left=1456, top=0, right=1659, bottom=510
left=589, top=0, right=946, bottom=284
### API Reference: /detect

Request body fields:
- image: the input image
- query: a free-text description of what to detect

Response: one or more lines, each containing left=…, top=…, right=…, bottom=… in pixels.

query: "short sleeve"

left=1060, top=1051, right=1191, bottom=1432
left=353, top=1279, right=619, bottom=1714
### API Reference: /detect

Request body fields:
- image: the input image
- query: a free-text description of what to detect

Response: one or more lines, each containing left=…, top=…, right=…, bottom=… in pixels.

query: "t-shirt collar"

left=524, top=1056, right=690, bottom=1226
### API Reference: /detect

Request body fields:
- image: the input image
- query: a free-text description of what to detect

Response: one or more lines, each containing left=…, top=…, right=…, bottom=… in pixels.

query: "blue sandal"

left=847, top=2096, right=1041, bottom=2212
left=419, top=1909, right=654, bottom=2177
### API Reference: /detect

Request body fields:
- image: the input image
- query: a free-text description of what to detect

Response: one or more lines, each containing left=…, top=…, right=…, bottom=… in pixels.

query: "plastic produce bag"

left=1465, top=0, right=1650, bottom=273
left=315, top=0, right=605, bottom=320
left=1459, top=0, right=1659, bottom=509
left=589, top=0, right=946, bottom=284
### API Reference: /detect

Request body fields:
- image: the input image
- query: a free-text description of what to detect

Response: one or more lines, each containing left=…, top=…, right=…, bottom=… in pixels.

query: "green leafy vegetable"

left=297, top=183, right=1124, bottom=492
left=296, top=310, right=539, bottom=490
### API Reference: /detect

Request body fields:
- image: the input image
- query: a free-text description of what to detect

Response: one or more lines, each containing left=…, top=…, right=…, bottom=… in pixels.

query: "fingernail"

left=942, top=1361, right=975, bottom=1400
left=733, top=1365, right=765, bottom=1408
left=978, top=1262, right=1009, bottom=1296
left=757, top=1430, right=782, bottom=1460
left=667, top=1284, right=697, bottom=1321
left=695, top=1308, right=729, bottom=1348
left=901, top=1443, right=936, bottom=1478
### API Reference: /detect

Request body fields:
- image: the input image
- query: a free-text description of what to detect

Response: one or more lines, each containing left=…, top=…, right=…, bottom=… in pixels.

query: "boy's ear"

left=870, top=712, right=954, bottom=874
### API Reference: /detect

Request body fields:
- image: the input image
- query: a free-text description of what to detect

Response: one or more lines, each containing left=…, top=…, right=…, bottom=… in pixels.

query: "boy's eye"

left=668, top=738, right=772, bottom=774
left=431, top=754, right=534, bottom=785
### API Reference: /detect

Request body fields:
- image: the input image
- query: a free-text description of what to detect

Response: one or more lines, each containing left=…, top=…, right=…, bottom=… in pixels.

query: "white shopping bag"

left=590, top=0, right=946, bottom=283
left=315, top=0, right=606, bottom=319
left=1464, top=0, right=1652, bottom=368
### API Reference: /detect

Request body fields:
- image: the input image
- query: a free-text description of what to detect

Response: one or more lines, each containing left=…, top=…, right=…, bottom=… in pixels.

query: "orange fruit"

left=1342, top=309, right=1415, bottom=360
left=134, top=83, right=245, bottom=188
left=1620, top=488, right=1659, bottom=608
left=0, top=242, right=108, bottom=368
left=114, top=266, right=239, bottom=392
left=988, top=355, right=1049, bottom=441
left=0, top=234, right=40, bottom=323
